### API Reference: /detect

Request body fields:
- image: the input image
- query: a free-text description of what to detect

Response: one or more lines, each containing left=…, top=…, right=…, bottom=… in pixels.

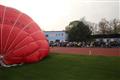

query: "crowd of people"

left=49, top=40, right=120, bottom=48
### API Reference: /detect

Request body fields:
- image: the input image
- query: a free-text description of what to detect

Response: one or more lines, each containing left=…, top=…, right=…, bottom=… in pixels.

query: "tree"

left=65, top=20, right=92, bottom=42
left=98, top=18, right=120, bottom=34
left=98, top=18, right=112, bottom=34
left=110, top=19, right=120, bottom=34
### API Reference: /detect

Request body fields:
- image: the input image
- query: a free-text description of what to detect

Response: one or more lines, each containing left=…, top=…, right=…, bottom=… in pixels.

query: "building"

left=44, top=31, right=68, bottom=42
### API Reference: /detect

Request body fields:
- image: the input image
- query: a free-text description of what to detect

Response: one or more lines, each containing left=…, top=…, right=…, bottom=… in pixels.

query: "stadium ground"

left=50, top=47, right=120, bottom=56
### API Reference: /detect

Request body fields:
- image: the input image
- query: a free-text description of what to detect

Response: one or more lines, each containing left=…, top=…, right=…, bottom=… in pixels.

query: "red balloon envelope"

left=0, top=5, right=49, bottom=67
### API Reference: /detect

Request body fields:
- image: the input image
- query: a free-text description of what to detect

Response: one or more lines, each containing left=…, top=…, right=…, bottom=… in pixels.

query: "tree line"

left=65, top=18, right=120, bottom=42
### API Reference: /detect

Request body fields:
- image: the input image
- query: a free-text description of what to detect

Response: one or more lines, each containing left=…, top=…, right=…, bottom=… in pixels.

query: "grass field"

left=0, top=53, right=120, bottom=80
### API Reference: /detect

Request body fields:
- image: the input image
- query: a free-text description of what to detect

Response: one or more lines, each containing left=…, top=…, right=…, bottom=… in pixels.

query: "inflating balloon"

left=0, top=5, right=49, bottom=67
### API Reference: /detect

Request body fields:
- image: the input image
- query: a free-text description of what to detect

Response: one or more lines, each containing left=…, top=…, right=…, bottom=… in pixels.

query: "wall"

left=44, top=31, right=67, bottom=42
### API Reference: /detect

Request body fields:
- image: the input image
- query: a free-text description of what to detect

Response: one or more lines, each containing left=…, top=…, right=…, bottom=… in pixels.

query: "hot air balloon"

left=0, top=5, right=49, bottom=67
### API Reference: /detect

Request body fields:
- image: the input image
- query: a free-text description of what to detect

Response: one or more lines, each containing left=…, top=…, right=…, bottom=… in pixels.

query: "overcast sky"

left=0, top=0, right=119, bottom=31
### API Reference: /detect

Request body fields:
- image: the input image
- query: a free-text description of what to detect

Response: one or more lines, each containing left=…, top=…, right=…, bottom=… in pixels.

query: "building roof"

left=91, top=34, right=120, bottom=38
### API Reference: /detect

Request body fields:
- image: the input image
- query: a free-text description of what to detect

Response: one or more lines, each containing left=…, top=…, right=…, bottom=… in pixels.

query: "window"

left=58, top=34, right=60, bottom=36
left=61, top=33, right=64, bottom=36
left=46, top=34, right=48, bottom=37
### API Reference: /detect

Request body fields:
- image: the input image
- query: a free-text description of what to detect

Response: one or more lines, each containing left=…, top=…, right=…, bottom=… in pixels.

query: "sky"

left=0, top=0, right=119, bottom=31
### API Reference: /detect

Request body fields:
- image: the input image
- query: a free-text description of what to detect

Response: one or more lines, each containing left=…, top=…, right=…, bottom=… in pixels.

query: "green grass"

left=0, top=53, right=120, bottom=80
